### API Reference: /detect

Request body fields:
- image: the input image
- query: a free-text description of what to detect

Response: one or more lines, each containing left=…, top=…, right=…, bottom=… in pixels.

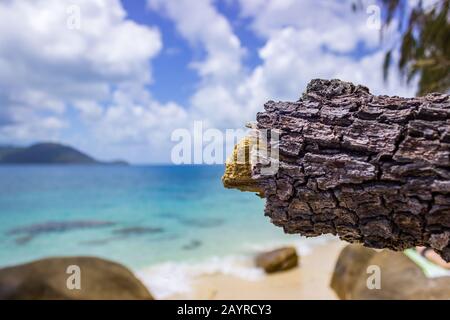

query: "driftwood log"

left=223, top=79, right=450, bottom=262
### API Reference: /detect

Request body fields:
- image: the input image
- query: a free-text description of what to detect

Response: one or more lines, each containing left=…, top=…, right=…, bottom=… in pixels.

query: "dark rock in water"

left=255, top=247, right=299, bottom=274
left=181, top=239, right=202, bottom=250
left=14, top=235, right=34, bottom=246
left=157, top=212, right=181, bottom=220
left=112, top=226, right=164, bottom=236
left=0, top=257, right=153, bottom=300
left=151, top=233, right=180, bottom=242
left=79, top=226, right=164, bottom=246
left=157, top=213, right=224, bottom=228
left=79, top=236, right=125, bottom=246
left=8, top=220, right=115, bottom=235
left=178, top=217, right=224, bottom=228
left=330, top=244, right=450, bottom=300
left=7, top=220, right=115, bottom=244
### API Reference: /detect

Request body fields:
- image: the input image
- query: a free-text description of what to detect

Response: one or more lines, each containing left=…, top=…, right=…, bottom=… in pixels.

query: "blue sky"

left=121, top=0, right=267, bottom=105
left=122, top=0, right=200, bottom=106
left=0, top=0, right=418, bottom=163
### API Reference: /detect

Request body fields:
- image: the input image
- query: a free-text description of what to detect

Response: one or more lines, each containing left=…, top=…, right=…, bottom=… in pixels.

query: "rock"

left=112, top=226, right=164, bottom=236
left=0, top=257, right=153, bottom=300
left=255, top=247, right=299, bottom=273
left=330, top=244, right=450, bottom=300
left=7, top=220, right=116, bottom=244
left=330, top=244, right=377, bottom=299
left=222, top=136, right=263, bottom=195
left=181, top=239, right=202, bottom=250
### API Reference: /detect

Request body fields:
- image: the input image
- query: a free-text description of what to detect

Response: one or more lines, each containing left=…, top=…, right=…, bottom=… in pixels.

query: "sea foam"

left=136, top=235, right=336, bottom=299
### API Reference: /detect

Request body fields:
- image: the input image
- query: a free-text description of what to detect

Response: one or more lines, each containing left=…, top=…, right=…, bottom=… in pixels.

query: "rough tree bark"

left=223, top=79, right=450, bottom=262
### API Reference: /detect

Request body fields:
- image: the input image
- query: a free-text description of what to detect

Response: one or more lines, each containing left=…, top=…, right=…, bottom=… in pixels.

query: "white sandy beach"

left=138, top=238, right=346, bottom=300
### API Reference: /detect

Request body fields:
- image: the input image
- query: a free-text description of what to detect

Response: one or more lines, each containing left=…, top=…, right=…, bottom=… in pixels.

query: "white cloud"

left=235, top=0, right=416, bottom=97
left=148, top=0, right=257, bottom=130
left=73, top=100, right=104, bottom=122
left=0, top=0, right=166, bottom=147
left=94, top=86, right=188, bottom=145
left=0, top=0, right=419, bottom=163
left=148, top=0, right=416, bottom=140
left=245, top=26, right=415, bottom=101
left=0, top=0, right=195, bottom=162
left=148, top=0, right=244, bottom=83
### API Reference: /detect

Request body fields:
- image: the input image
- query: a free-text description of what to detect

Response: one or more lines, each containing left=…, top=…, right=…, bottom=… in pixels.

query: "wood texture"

left=237, top=79, right=450, bottom=261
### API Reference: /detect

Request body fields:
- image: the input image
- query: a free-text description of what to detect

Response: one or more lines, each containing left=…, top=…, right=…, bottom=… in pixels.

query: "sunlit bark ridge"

left=223, top=79, right=450, bottom=262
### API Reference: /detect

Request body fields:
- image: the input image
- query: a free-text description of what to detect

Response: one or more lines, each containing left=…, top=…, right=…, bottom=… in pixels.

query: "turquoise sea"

left=0, top=165, right=298, bottom=270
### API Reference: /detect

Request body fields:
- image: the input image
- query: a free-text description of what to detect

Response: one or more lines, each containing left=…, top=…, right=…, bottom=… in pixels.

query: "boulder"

left=330, top=244, right=376, bottom=299
left=0, top=257, right=153, bottom=300
left=255, top=247, right=299, bottom=273
left=330, top=244, right=450, bottom=300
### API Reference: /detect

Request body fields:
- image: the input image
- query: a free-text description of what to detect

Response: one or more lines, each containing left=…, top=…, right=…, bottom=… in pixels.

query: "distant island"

left=0, top=143, right=128, bottom=165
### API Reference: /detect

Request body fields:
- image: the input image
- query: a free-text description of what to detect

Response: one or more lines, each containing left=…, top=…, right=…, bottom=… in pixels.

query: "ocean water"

left=0, top=165, right=305, bottom=271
